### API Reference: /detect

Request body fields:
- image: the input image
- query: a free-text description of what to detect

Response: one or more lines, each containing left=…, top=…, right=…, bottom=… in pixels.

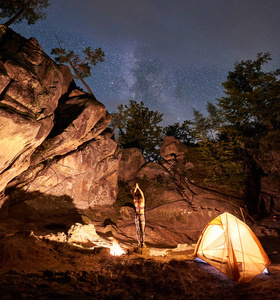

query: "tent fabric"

left=193, top=212, right=271, bottom=283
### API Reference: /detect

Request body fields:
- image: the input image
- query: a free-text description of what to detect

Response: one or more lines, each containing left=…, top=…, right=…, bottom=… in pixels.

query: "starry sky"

left=9, top=0, right=280, bottom=126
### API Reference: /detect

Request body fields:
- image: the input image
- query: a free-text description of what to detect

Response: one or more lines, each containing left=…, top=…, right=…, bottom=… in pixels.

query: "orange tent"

left=193, top=212, right=271, bottom=283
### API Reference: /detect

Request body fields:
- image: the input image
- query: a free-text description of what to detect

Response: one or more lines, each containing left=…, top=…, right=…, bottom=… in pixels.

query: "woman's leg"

left=135, top=214, right=141, bottom=246
left=139, top=214, right=146, bottom=247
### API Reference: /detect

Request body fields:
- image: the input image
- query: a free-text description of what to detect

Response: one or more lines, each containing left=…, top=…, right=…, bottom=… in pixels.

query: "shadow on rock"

left=0, top=190, right=83, bottom=235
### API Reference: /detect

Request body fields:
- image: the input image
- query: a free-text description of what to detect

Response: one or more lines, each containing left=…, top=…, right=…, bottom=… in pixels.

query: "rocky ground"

left=0, top=218, right=279, bottom=300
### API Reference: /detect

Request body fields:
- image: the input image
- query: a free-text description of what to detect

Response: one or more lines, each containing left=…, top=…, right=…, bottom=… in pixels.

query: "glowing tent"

left=193, top=212, right=271, bottom=283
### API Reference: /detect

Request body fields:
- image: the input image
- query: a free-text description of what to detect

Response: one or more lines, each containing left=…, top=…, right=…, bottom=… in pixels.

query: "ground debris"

left=0, top=228, right=279, bottom=299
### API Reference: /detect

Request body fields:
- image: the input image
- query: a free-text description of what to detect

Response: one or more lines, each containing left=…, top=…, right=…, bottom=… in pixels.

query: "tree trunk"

left=4, top=9, right=25, bottom=27
left=68, top=59, right=97, bottom=99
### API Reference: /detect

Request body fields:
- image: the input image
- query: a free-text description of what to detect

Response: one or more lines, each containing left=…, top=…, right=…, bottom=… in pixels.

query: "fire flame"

left=110, top=239, right=125, bottom=256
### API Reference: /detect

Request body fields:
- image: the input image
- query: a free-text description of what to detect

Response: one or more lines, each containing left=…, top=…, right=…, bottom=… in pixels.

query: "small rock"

left=110, top=289, right=133, bottom=300
left=104, top=224, right=117, bottom=234
left=133, top=247, right=150, bottom=255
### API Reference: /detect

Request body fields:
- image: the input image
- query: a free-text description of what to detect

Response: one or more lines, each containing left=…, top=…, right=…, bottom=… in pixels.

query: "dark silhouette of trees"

left=164, top=120, right=194, bottom=146
left=218, top=52, right=280, bottom=143
left=114, top=100, right=163, bottom=161
left=216, top=52, right=280, bottom=212
left=186, top=53, right=280, bottom=211
left=51, top=41, right=105, bottom=97
left=1, top=0, right=49, bottom=27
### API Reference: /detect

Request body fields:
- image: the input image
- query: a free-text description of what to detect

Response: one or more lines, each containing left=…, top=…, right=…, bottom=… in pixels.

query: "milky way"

left=9, top=0, right=280, bottom=126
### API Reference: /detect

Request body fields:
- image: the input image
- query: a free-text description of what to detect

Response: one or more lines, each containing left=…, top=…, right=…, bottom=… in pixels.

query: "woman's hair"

left=134, top=189, right=142, bottom=201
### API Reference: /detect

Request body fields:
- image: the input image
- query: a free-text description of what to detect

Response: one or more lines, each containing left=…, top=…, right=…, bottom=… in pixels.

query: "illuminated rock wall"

left=0, top=26, right=121, bottom=217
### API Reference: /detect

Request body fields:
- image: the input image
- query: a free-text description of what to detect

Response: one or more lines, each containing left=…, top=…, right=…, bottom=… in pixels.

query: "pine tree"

left=1, top=0, right=49, bottom=27
left=164, top=120, right=194, bottom=146
left=168, top=53, right=280, bottom=210
left=51, top=41, right=104, bottom=97
left=114, top=100, right=163, bottom=161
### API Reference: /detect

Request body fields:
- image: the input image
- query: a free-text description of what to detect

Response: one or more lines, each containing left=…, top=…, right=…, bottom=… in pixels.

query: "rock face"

left=0, top=26, right=63, bottom=196
left=0, top=110, right=53, bottom=197
left=0, top=26, right=121, bottom=218
left=31, top=91, right=112, bottom=164
left=160, top=136, right=188, bottom=161
left=7, top=134, right=121, bottom=219
left=118, top=140, right=242, bottom=242
left=118, top=137, right=280, bottom=242
left=118, top=148, right=145, bottom=183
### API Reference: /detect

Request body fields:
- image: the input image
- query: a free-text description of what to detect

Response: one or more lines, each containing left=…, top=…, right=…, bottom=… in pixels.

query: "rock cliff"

left=0, top=26, right=121, bottom=219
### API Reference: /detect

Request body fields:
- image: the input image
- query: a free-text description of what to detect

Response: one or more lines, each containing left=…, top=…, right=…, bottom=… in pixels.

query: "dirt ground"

left=0, top=219, right=279, bottom=300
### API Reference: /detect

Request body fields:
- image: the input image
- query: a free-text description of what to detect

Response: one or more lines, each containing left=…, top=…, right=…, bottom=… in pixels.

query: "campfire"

left=110, top=238, right=126, bottom=256
left=40, top=223, right=129, bottom=256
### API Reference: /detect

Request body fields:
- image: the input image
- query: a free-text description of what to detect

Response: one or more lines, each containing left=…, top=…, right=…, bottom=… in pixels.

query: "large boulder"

left=0, top=26, right=65, bottom=119
left=0, top=110, right=53, bottom=196
left=6, top=134, right=121, bottom=219
left=160, top=136, right=188, bottom=161
left=0, top=26, right=69, bottom=194
left=118, top=148, right=146, bottom=182
left=0, top=27, right=121, bottom=220
left=32, top=89, right=112, bottom=163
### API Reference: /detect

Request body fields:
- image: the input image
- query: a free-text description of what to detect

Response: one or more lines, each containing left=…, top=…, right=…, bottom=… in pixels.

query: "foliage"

left=114, top=100, right=164, bottom=161
left=217, top=53, right=280, bottom=186
left=197, top=140, right=246, bottom=192
left=163, top=120, right=195, bottom=145
left=1, top=0, right=49, bottom=26
left=190, top=53, right=280, bottom=210
left=51, top=41, right=104, bottom=95
left=218, top=52, right=280, bottom=144
left=191, top=102, right=223, bottom=143
left=51, top=46, right=105, bottom=79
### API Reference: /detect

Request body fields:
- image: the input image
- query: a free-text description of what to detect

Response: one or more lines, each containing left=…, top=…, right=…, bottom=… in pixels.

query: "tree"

left=114, top=100, right=164, bottom=161
left=188, top=103, right=246, bottom=195
left=51, top=41, right=105, bottom=97
left=163, top=120, right=194, bottom=146
left=192, top=53, right=280, bottom=210
left=218, top=52, right=280, bottom=143
left=216, top=53, right=280, bottom=212
left=190, top=102, right=223, bottom=143
left=1, top=0, right=49, bottom=27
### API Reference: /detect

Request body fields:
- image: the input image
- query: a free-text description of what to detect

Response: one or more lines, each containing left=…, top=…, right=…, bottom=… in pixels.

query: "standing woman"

left=133, top=183, right=146, bottom=248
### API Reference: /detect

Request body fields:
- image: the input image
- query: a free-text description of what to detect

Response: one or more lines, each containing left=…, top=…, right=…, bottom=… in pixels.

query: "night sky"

left=9, top=0, right=280, bottom=125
